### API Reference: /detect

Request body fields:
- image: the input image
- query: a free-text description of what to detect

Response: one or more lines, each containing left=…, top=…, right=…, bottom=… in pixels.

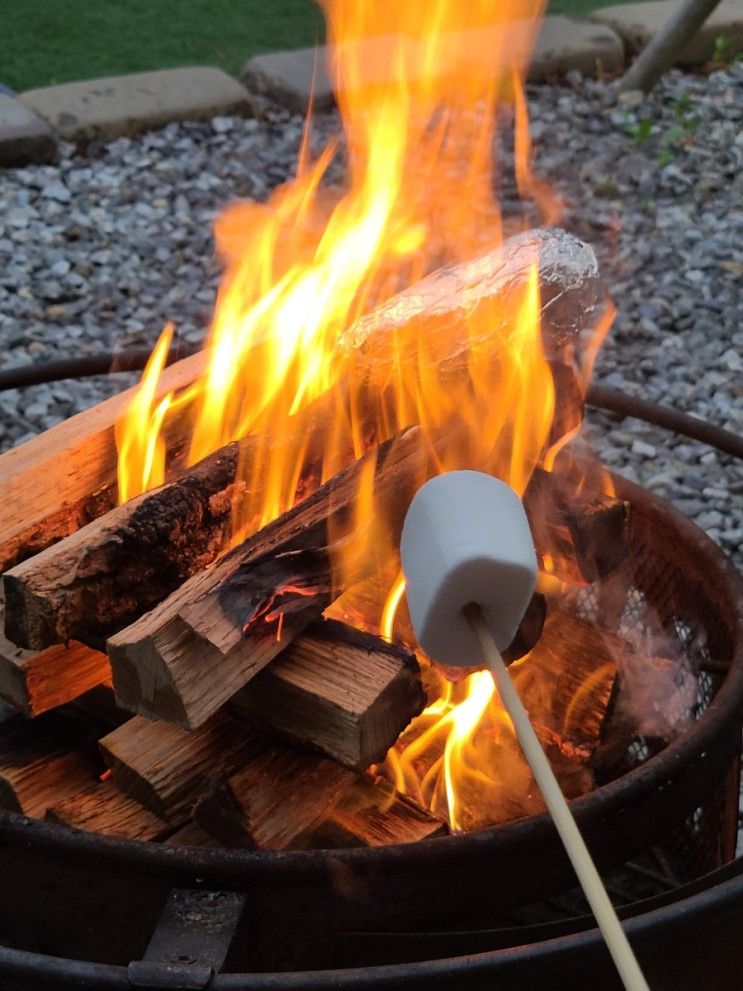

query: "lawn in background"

left=1, top=0, right=621, bottom=93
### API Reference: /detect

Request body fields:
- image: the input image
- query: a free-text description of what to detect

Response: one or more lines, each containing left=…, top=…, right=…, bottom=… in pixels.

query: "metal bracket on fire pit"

left=127, top=888, right=246, bottom=989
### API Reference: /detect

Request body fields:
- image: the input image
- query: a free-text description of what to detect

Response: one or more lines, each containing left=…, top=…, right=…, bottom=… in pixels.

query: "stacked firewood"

left=0, top=229, right=633, bottom=849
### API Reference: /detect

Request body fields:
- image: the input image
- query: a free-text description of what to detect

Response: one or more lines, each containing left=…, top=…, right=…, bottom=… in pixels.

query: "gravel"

left=0, top=64, right=740, bottom=568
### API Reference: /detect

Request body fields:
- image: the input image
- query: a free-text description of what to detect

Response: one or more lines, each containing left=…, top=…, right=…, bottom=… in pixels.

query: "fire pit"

left=0, top=1, right=741, bottom=987
left=0, top=470, right=740, bottom=988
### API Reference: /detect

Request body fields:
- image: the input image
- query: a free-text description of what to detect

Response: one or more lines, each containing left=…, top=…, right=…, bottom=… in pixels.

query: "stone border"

left=2, top=2, right=741, bottom=167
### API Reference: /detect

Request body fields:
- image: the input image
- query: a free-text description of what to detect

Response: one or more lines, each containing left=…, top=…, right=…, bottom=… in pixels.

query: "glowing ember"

left=116, top=0, right=614, bottom=831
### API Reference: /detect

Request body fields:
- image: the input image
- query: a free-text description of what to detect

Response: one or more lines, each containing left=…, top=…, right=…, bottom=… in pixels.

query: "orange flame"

left=114, top=0, right=607, bottom=832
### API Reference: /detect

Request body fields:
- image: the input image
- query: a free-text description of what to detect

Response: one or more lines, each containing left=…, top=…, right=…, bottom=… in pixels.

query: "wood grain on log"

left=193, top=746, right=356, bottom=850
left=98, top=712, right=263, bottom=824
left=46, top=781, right=173, bottom=841
left=0, top=630, right=110, bottom=719
left=0, top=351, right=204, bottom=573
left=515, top=610, right=618, bottom=759
left=312, top=776, right=447, bottom=848
left=0, top=712, right=102, bottom=817
left=229, top=619, right=425, bottom=770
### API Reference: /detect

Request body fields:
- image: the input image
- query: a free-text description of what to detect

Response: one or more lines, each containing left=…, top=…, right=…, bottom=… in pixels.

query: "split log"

left=3, top=228, right=602, bottom=650
left=98, top=712, right=264, bottom=824
left=525, top=466, right=630, bottom=585
left=228, top=619, right=425, bottom=770
left=0, top=712, right=102, bottom=817
left=107, top=427, right=427, bottom=727
left=0, top=351, right=204, bottom=573
left=307, top=777, right=447, bottom=848
left=0, top=603, right=110, bottom=717
left=2, top=393, right=340, bottom=651
left=193, top=747, right=356, bottom=850
left=514, top=610, right=619, bottom=760
left=46, top=781, right=173, bottom=841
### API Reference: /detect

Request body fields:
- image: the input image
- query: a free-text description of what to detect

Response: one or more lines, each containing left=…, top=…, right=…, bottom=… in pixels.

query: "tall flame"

left=115, top=0, right=580, bottom=831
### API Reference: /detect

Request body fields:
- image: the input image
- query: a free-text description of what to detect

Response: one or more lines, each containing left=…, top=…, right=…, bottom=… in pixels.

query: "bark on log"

left=2, top=228, right=601, bottom=651
left=620, top=0, right=723, bottom=93
left=46, top=781, right=173, bottom=841
left=0, top=351, right=205, bottom=573
left=193, top=747, right=356, bottom=850
left=228, top=619, right=425, bottom=770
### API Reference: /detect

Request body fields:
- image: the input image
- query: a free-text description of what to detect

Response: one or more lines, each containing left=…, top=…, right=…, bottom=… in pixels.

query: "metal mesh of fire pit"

left=520, top=471, right=742, bottom=907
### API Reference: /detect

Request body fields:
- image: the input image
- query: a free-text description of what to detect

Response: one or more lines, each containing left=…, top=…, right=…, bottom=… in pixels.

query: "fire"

left=114, top=0, right=601, bottom=831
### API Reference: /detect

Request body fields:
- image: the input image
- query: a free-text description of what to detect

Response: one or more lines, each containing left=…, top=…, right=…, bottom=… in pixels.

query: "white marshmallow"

left=400, top=470, right=537, bottom=668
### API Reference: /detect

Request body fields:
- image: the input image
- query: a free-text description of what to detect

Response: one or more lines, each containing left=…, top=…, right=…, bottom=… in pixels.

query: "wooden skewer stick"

left=464, top=603, right=650, bottom=991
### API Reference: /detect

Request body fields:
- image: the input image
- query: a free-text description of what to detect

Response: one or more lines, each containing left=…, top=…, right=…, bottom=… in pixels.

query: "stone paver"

left=19, top=67, right=255, bottom=144
left=241, top=16, right=625, bottom=112
left=530, top=15, right=625, bottom=80
left=242, top=48, right=334, bottom=114
left=591, top=0, right=743, bottom=64
left=0, top=93, right=57, bottom=168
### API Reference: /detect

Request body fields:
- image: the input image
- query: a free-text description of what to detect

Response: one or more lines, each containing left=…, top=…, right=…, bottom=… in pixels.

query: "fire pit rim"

left=0, top=474, right=741, bottom=884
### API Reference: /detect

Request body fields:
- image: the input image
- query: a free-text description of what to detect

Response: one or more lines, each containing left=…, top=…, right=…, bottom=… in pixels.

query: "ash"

left=0, top=65, right=740, bottom=568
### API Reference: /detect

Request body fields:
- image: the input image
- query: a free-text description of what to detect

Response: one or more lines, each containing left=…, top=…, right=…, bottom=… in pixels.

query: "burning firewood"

left=107, top=427, right=544, bottom=729
left=106, top=426, right=429, bottom=727
left=228, top=619, right=425, bottom=770
left=306, top=776, right=448, bottom=848
left=515, top=610, right=619, bottom=760
left=101, top=618, right=425, bottom=818
left=193, top=746, right=356, bottom=850
left=525, top=467, right=631, bottom=585
left=0, top=351, right=204, bottom=575
left=46, top=781, right=173, bottom=841
left=1, top=228, right=603, bottom=653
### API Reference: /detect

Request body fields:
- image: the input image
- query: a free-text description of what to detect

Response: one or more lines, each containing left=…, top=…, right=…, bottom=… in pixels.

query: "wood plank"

left=0, top=604, right=110, bottom=717
left=46, top=781, right=173, bottom=841
left=98, top=712, right=268, bottom=824
left=193, top=746, right=355, bottom=850
left=229, top=619, right=425, bottom=770
left=0, top=350, right=205, bottom=573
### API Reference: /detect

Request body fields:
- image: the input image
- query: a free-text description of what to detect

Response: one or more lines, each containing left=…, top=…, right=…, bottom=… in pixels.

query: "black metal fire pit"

left=0, top=473, right=741, bottom=989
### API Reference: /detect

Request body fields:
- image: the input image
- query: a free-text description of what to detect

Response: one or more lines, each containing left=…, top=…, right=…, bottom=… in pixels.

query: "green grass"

left=0, top=0, right=325, bottom=92
left=0, top=0, right=624, bottom=93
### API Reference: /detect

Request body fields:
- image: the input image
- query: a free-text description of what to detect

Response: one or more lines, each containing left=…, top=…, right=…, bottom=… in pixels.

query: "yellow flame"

left=114, top=0, right=612, bottom=833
